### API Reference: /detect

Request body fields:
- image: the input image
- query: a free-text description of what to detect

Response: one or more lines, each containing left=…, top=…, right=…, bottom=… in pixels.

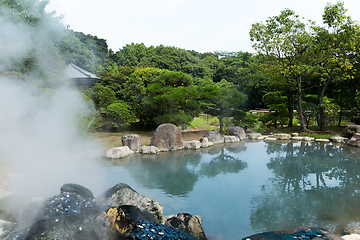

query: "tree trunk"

left=318, top=79, right=330, bottom=132
left=297, top=76, right=307, bottom=132
left=219, top=110, right=223, bottom=133
left=349, top=78, right=357, bottom=110
left=287, top=91, right=294, bottom=127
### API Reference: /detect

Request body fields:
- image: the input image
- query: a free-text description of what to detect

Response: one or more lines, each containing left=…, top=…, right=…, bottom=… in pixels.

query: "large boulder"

left=242, top=225, right=342, bottom=240
left=121, top=134, right=141, bottom=152
left=342, top=125, right=360, bottom=139
left=23, top=184, right=101, bottom=240
left=348, top=133, right=360, bottom=147
left=227, top=126, right=246, bottom=140
left=150, top=123, right=184, bottom=151
left=105, top=146, right=133, bottom=158
left=164, top=213, right=207, bottom=240
left=97, top=183, right=163, bottom=223
left=202, top=131, right=224, bottom=144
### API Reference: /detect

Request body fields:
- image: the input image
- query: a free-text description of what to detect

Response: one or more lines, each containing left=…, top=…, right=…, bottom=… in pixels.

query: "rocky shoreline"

left=104, top=123, right=360, bottom=159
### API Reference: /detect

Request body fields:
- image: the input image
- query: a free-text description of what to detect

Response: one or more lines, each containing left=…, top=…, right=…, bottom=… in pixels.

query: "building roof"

left=65, top=63, right=101, bottom=80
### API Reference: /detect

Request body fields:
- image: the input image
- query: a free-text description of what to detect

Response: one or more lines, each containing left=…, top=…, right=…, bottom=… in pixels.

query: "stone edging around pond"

left=104, top=123, right=359, bottom=159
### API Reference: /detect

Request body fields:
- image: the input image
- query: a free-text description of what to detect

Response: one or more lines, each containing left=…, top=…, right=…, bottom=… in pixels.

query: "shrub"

left=106, top=101, right=136, bottom=129
left=232, top=111, right=258, bottom=130
left=83, top=85, right=117, bottom=110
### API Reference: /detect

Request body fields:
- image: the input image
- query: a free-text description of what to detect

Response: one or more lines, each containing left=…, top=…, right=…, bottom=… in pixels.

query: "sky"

left=46, top=0, right=360, bottom=53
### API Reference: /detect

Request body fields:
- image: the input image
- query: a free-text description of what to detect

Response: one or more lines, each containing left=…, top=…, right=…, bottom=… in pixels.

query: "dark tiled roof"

left=65, top=63, right=100, bottom=80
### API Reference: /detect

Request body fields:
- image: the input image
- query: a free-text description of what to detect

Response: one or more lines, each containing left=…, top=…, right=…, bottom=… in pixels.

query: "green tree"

left=199, top=78, right=247, bottom=133
left=311, top=2, right=358, bottom=131
left=143, top=71, right=200, bottom=128
left=250, top=9, right=315, bottom=132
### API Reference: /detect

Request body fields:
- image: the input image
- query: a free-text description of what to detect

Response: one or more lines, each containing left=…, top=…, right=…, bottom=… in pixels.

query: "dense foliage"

left=2, top=0, right=360, bottom=132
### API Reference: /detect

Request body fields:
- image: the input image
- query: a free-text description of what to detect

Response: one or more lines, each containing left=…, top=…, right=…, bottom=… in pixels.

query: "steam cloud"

left=0, top=1, right=107, bottom=199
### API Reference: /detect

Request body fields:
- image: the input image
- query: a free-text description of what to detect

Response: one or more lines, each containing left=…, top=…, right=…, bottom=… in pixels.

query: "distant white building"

left=65, top=63, right=101, bottom=91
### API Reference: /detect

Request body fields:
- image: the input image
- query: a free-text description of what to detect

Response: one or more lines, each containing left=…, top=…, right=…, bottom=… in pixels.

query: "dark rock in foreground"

left=242, top=225, right=342, bottom=240
left=2, top=183, right=198, bottom=240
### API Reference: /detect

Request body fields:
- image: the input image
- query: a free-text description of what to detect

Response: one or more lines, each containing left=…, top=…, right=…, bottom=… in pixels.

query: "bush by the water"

left=106, top=101, right=136, bottom=129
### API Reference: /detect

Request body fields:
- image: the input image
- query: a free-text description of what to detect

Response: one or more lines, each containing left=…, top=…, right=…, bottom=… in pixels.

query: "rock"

left=315, top=138, right=330, bottom=142
left=303, top=137, right=315, bottom=141
left=342, top=125, right=360, bottom=139
left=24, top=190, right=101, bottom=240
left=184, top=140, right=202, bottom=150
left=257, top=136, right=267, bottom=140
left=273, top=133, right=292, bottom=140
left=348, top=133, right=360, bottom=147
left=247, top=133, right=262, bottom=139
left=243, top=225, right=342, bottom=240
left=97, top=183, right=163, bottom=223
left=121, top=134, right=141, bottom=152
left=330, top=136, right=349, bottom=143
left=139, top=146, right=160, bottom=154
left=94, top=205, right=155, bottom=240
left=105, top=146, right=133, bottom=158
left=203, top=131, right=224, bottom=144
left=342, top=234, right=360, bottom=240
left=164, top=213, right=207, bottom=240
left=292, top=136, right=304, bottom=141
left=199, top=137, right=214, bottom=148
left=227, top=126, right=246, bottom=140
left=292, top=132, right=299, bottom=137
left=60, top=183, right=95, bottom=200
left=224, top=135, right=240, bottom=143
left=150, top=123, right=184, bottom=151
left=129, top=219, right=198, bottom=240
left=264, top=137, right=277, bottom=141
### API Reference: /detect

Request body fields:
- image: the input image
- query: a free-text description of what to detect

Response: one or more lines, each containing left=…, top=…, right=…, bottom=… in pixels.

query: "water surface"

left=101, top=140, right=360, bottom=239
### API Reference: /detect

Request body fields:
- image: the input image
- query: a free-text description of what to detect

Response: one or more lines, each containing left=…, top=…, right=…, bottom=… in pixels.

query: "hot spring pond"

left=101, top=140, right=360, bottom=239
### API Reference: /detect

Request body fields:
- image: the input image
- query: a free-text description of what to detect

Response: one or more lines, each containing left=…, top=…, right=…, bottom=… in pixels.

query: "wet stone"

left=127, top=219, right=197, bottom=240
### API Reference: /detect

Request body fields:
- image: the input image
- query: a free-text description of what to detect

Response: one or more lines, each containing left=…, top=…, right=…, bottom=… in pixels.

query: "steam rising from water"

left=0, top=80, right=106, bottom=198
left=0, top=1, right=107, bottom=199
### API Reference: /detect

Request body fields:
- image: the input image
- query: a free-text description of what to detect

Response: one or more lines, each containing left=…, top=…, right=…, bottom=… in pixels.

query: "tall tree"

left=311, top=2, right=358, bottom=131
left=250, top=9, right=315, bottom=132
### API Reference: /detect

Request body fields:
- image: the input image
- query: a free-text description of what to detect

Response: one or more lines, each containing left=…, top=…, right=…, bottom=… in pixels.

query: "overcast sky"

left=46, top=0, right=360, bottom=53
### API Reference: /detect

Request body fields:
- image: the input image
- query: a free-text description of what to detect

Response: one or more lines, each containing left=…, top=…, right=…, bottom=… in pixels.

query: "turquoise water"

left=101, top=140, right=360, bottom=239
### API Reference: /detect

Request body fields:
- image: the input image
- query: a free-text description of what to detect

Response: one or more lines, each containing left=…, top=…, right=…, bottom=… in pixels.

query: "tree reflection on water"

left=109, top=142, right=248, bottom=197
left=251, top=141, right=360, bottom=235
